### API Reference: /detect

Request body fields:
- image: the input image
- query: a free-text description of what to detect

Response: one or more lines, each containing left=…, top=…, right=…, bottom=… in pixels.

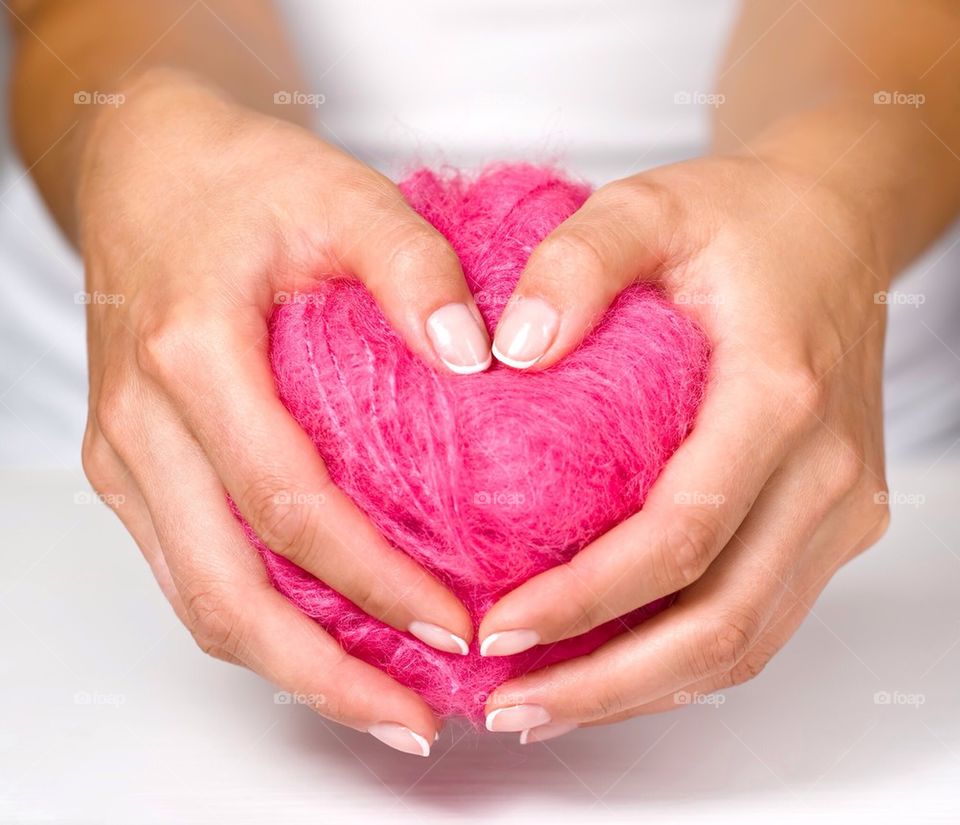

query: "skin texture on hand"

left=480, top=153, right=891, bottom=731
left=74, top=69, right=494, bottom=750
left=10, top=0, right=960, bottom=756
left=480, top=0, right=960, bottom=740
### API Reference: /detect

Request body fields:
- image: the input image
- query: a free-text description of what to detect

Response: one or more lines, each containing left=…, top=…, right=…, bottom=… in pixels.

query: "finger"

left=581, top=533, right=848, bottom=728
left=490, top=177, right=682, bottom=370
left=108, top=477, right=188, bottom=623
left=483, top=458, right=817, bottom=730
left=583, top=589, right=817, bottom=727
left=130, top=407, right=441, bottom=755
left=521, top=557, right=817, bottom=743
left=334, top=174, right=491, bottom=375
left=479, top=359, right=806, bottom=654
left=81, top=429, right=187, bottom=622
left=533, top=479, right=890, bottom=737
left=130, top=333, right=475, bottom=656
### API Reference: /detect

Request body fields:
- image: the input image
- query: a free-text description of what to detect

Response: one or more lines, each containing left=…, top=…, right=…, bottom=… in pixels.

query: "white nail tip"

left=484, top=707, right=506, bottom=732
left=368, top=723, right=431, bottom=757
left=408, top=621, right=470, bottom=655
left=519, top=722, right=577, bottom=745
left=409, top=731, right=431, bottom=756
left=441, top=353, right=492, bottom=375
left=491, top=342, right=541, bottom=370
left=479, top=629, right=540, bottom=657
left=479, top=634, right=499, bottom=657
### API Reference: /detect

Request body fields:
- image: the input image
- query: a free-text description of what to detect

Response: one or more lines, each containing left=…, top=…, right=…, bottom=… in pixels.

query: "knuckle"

left=700, top=608, right=763, bottom=674
left=384, top=226, right=459, bottom=279
left=776, top=366, right=825, bottom=434
left=374, top=225, right=462, bottom=305
left=342, top=571, right=379, bottom=617
left=185, top=582, right=244, bottom=659
left=243, top=478, right=316, bottom=566
left=849, top=485, right=891, bottom=556
left=532, top=230, right=607, bottom=282
left=136, top=310, right=225, bottom=385
left=94, top=382, right=138, bottom=448
left=557, top=563, right=605, bottom=635
left=829, top=448, right=866, bottom=500
left=338, top=167, right=398, bottom=210
left=80, top=428, right=115, bottom=493
left=655, top=515, right=719, bottom=590
left=596, top=176, right=674, bottom=217
left=136, top=317, right=191, bottom=382
left=868, top=498, right=892, bottom=543
left=587, top=684, right=630, bottom=720
left=728, top=647, right=773, bottom=686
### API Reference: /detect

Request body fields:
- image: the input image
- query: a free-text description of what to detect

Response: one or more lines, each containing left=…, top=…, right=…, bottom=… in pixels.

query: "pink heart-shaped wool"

left=238, top=164, right=710, bottom=722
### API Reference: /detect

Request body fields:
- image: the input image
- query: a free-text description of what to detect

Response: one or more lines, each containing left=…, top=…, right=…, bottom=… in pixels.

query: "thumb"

left=338, top=180, right=491, bottom=375
left=492, top=179, right=677, bottom=370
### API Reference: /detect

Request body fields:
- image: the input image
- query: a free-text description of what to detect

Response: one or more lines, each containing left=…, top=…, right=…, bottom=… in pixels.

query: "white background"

left=1, top=462, right=958, bottom=823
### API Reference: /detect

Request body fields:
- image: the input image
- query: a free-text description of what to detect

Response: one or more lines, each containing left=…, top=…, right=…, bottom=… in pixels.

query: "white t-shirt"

left=1, top=0, right=958, bottom=466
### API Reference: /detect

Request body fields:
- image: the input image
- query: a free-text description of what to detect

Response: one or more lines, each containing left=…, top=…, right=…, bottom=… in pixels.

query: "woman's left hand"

left=478, top=153, right=892, bottom=740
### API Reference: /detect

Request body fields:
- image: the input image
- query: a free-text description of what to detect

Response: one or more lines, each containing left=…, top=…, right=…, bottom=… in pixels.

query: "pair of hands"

left=78, top=70, right=889, bottom=755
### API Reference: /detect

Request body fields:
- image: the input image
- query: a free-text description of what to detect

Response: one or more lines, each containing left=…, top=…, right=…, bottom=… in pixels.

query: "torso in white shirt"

left=1, top=0, right=958, bottom=465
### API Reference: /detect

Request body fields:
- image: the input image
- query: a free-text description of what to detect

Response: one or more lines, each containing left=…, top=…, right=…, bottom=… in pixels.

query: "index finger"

left=137, top=307, right=474, bottom=657
left=129, top=421, right=442, bottom=755
left=478, top=352, right=819, bottom=655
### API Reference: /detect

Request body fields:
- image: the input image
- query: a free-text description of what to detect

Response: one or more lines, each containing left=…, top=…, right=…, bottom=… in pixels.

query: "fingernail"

left=520, top=722, right=577, bottom=745
left=486, top=704, right=551, bottom=732
left=408, top=621, right=469, bottom=655
left=426, top=303, right=491, bottom=375
left=492, top=297, right=559, bottom=369
left=479, top=629, right=540, bottom=657
left=368, top=722, right=431, bottom=756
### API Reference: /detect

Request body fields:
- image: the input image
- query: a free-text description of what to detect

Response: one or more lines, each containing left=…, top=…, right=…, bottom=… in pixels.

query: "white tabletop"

left=1, top=462, right=958, bottom=824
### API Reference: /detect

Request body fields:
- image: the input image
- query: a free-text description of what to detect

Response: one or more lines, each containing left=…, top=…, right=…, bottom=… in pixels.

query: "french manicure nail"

left=408, top=621, right=469, bottom=655
left=368, top=722, right=431, bottom=757
left=485, top=704, right=551, bottom=732
left=479, top=629, right=540, bottom=657
left=519, top=722, right=577, bottom=745
left=492, top=297, right=559, bottom=369
left=426, top=303, right=492, bottom=375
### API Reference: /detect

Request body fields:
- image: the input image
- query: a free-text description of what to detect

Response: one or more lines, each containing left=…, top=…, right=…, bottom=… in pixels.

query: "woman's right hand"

left=76, top=68, right=490, bottom=756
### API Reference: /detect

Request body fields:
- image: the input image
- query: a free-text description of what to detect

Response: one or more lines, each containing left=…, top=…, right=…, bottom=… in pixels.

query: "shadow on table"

left=282, top=541, right=960, bottom=815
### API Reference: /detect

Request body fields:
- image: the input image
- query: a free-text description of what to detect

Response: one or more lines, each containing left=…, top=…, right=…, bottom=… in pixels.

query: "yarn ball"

left=237, top=164, right=710, bottom=722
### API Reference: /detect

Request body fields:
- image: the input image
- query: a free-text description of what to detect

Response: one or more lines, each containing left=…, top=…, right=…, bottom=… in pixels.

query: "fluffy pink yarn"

left=237, top=164, right=710, bottom=722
